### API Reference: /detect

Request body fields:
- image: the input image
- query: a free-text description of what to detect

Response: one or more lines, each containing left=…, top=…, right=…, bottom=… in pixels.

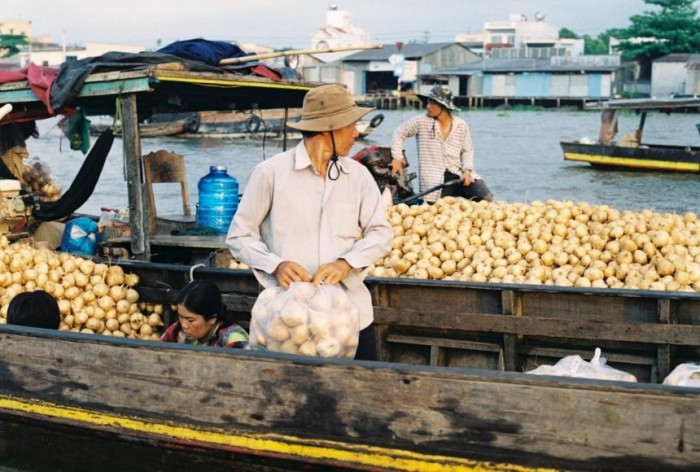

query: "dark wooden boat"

left=90, top=113, right=200, bottom=137
left=149, top=109, right=383, bottom=139
left=561, top=97, right=700, bottom=172
left=1, top=262, right=699, bottom=471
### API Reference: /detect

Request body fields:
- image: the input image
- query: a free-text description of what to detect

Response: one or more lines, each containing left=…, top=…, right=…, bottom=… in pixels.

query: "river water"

left=31, top=109, right=700, bottom=217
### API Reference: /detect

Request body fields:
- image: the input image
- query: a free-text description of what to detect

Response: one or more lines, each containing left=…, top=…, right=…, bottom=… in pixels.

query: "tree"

left=583, top=33, right=611, bottom=55
left=0, top=34, right=28, bottom=58
left=559, top=28, right=578, bottom=40
left=559, top=28, right=610, bottom=55
left=609, top=0, right=700, bottom=62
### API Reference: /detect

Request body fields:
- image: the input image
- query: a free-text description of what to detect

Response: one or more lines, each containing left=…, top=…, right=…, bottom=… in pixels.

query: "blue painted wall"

left=515, top=73, right=550, bottom=97
left=588, top=73, right=602, bottom=98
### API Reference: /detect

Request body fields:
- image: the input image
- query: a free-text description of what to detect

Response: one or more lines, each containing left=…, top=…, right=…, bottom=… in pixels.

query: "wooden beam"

left=373, top=307, right=700, bottom=345
left=121, top=94, right=149, bottom=260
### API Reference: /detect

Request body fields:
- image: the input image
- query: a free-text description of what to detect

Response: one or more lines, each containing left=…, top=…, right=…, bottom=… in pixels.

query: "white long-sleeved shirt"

left=226, top=141, right=393, bottom=328
left=391, top=114, right=480, bottom=202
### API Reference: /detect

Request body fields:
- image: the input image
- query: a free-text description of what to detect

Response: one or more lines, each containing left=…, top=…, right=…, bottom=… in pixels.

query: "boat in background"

left=90, top=112, right=200, bottom=138
left=561, top=97, right=700, bottom=172
left=93, top=109, right=385, bottom=139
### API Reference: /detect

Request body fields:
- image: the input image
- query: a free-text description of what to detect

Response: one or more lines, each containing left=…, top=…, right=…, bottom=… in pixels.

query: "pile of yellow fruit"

left=0, top=237, right=165, bottom=338
left=369, top=197, right=700, bottom=291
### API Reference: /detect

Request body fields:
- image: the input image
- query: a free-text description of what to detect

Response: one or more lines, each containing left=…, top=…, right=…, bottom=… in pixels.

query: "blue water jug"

left=195, top=165, right=239, bottom=234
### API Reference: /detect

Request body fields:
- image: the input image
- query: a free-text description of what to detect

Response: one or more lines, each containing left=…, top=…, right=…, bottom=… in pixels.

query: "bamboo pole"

left=219, top=44, right=383, bottom=65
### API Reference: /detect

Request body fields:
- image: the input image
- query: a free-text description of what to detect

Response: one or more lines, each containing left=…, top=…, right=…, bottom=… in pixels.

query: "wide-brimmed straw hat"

left=417, top=85, right=459, bottom=111
left=287, top=84, right=374, bottom=132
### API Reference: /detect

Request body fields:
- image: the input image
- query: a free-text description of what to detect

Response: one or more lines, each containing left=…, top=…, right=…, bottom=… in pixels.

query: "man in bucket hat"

left=390, top=84, right=492, bottom=203
left=227, top=84, right=393, bottom=360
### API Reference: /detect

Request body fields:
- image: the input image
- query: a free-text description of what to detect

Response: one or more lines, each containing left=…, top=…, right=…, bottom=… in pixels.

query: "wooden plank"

left=522, top=346, right=657, bottom=366
left=657, top=299, right=676, bottom=382
left=502, top=290, right=520, bottom=371
left=373, top=307, right=700, bottom=345
left=386, top=334, right=503, bottom=353
left=122, top=93, right=148, bottom=260
left=0, top=329, right=697, bottom=470
left=77, top=77, right=154, bottom=98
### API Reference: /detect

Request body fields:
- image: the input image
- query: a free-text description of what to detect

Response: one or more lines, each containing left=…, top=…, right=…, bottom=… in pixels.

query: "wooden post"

left=656, top=298, right=675, bottom=382
left=501, top=290, right=521, bottom=371
left=122, top=94, right=150, bottom=261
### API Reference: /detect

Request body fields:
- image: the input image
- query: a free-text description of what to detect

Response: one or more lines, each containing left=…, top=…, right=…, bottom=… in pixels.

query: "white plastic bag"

left=249, top=282, right=360, bottom=358
left=526, top=348, right=637, bottom=382
left=662, top=363, right=700, bottom=387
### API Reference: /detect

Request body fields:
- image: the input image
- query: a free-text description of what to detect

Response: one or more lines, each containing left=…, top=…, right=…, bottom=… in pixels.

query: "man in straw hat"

left=227, top=84, right=393, bottom=360
left=390, top=84, right=492, bottom=203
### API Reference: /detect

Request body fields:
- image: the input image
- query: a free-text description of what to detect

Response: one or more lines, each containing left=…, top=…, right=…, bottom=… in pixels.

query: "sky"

left=1, top=0, right=685, bottom=50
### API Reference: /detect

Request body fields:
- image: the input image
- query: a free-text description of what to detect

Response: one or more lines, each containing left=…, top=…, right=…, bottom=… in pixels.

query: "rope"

left=188, top=263, right=206, bottom=282
left=328, top=132, right=340, bottom=181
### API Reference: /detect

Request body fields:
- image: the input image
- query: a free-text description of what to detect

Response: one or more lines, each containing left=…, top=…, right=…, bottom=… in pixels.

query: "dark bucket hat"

left=417, top=85, right=459, bottom=111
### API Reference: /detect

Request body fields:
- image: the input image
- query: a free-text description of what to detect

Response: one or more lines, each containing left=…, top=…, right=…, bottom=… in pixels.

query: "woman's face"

left=177, top=304, right=217, bottom=341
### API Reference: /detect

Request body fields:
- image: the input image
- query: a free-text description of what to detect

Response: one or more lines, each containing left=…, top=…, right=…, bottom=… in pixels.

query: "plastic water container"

left=195, top=165, right=239, bottom=234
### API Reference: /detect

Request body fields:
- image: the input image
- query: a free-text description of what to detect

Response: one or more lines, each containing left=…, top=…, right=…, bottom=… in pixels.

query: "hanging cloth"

left=62, top=107, right=91, bottom=154
left=33, top=129, right=114, bottom=221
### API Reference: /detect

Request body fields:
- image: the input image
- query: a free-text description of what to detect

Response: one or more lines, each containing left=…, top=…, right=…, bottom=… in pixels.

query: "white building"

left=0, top=19, right=30, bottom=37
left=13, top=42, right=145, bottom=69
left=458, top=13, right=583, bottom=59
left=307, top=5, right=371, bottom=64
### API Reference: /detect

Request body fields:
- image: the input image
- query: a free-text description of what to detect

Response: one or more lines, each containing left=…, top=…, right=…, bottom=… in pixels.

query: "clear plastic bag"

left=526, top=348, right=637, bottom=382
left=249, top=282, right=360, bottom=358
left=662, top=363, right=700, bottom=388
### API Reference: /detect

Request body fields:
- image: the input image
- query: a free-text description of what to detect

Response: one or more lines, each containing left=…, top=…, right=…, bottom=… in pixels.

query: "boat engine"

left=0, top=180, right=33, bottom=234
left=351, top=145, right=417, bottom=204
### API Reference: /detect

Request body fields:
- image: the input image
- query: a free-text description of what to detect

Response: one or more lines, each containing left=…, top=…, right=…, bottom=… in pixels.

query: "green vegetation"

left=0, top=34, right=28, bottom=57
left=559, top=27, right=610, bottom=55
left=609, top=0, right=700, bottom=62
left=560, top=0, right=700, bottom=60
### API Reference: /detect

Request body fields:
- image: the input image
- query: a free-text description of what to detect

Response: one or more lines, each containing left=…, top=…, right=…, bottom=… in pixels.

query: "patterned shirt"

left=391, top=114, right=480, bottom=203
left=226, top=140, right=393, bottom=329
left=160, top=320, right=249, bottom=349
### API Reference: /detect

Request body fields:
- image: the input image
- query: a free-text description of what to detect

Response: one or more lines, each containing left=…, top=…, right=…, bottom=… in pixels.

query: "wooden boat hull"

left=91, top=114, right=199, bottom=138
left=1, top=262, right=699, bottom=471
left=153, top=109, right=380, bottom=139
left=561, top=141, right=700, bottom=172
left=0, top=326, right=698, bottom=472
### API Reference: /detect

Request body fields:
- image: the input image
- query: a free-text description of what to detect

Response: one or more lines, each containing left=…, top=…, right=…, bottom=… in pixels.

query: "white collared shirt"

left=227, top=141, right=393, bottom=328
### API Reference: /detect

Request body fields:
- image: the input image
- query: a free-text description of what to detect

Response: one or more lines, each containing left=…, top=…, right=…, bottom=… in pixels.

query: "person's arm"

left=330, top=168, right=393, bottom=288
left=226, top=165, right=285, bottom=276
left=390, top=116, right=420, bottom=174
left=459, top=120, right=475, bottom=185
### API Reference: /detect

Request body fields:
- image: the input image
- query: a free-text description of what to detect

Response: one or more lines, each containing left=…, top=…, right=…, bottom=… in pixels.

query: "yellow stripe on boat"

left=564, top=152, right=700, bottom=172
left=153, top=72, right=314, bottom=91
left=0, top=395, right=553, bottom=472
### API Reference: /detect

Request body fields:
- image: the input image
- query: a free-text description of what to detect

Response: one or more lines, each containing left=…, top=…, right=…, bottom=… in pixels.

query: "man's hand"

left=274, top=261, right=312, bottom=289
left=390, top=158, right=404, bottom=175
left=312, top=259, right=352, bottom=287
left=461, top=170, right=474, bottom=186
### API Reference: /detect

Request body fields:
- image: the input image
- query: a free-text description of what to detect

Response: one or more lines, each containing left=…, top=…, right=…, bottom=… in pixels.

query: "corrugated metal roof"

left=655, top=53, right=692, bottom=63
left=342, top=42, right=467, bottom=61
